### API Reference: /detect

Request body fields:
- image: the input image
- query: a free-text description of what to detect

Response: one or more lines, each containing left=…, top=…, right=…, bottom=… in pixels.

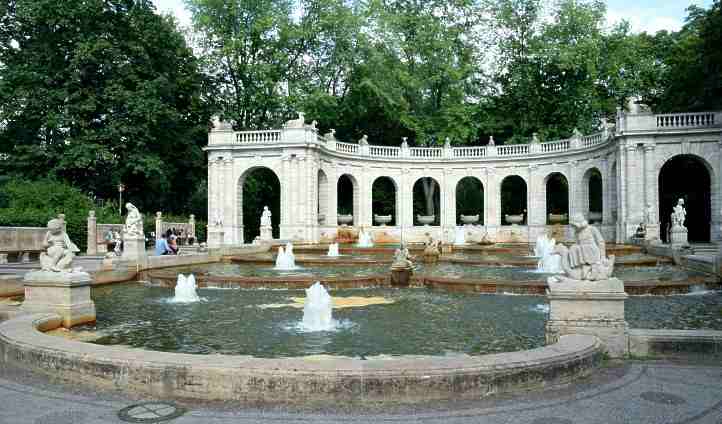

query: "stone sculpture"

left=324, top=129, right=337, bottom=141
left=359, top=135, right=369, bottom=145
left=645, top=203, right=654, bottom=224
left=488, top=136, right=495, bottom=146
left=39, top=218, right=80, bottom=272
left=671, top=198, right=686, bottom=228
left=123, top=203, right=143, bottom=238
left=401, top=137, right=409, bottom=149
left=261, top=206, right=272, bottom=227
left=422, top=234, right=442, bottom=263
left=553, top=213, right=615, bottom=281
left=390, top=243, right=413, bottom=287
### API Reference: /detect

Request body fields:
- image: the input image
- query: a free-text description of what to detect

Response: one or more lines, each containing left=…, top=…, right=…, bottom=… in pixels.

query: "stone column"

left=400, top=169, right=413, bottom=241
left=327, top=167, right=338, bottom=230
left=643, top=144, right=659, bottom=240
left=616, top=143, right=627, bottom=243
left=442, top=170, right=456, bottom=241
left=486, top=168, right=500, bottom=239
left=360, top=167, right=373, bottom=228
left=625, top=145, right=641, bottom=239
left=86, top=211, right=97, bottom=255
left=527, top=165, right=544, bottom=241
left=602, top=157, right=613, bottom=225
left=279, top=155, right=291, bottom=240
left=155, top=212, right=163, bottom=239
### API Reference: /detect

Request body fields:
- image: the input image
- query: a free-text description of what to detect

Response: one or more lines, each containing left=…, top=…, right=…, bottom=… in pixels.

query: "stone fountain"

left=172, top=274, right=200, bottom=303
left=534, top=234, right=562, bottom=273
left=274, top=242, right=297, bottom=270
left=301, top=282, right=335, bottom=332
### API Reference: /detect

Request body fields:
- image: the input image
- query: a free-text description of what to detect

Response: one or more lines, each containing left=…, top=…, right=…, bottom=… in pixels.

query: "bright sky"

left=152, top=0, right=714, bottom=34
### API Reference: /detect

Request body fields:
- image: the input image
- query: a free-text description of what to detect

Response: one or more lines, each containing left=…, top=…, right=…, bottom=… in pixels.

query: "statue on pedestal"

left=391, top=244, right=413, bottom=270
left=553, top=213, right=615, bottom=281
left=39, top=219, right=80, bottom=272
left=422, top=234, right=442, bottom=263
left=671, top=198, right=686, bottom=229
left=123, top=203, right=143, bottom=238
left=260, top=206, right=273, bottom=241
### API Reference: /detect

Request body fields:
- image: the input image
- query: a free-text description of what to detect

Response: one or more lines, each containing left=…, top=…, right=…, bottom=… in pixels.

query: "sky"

left=152, top=0, right=715, bottom=34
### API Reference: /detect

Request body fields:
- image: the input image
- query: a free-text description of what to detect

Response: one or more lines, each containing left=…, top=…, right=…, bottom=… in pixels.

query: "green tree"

left=0, top=0, right=211, bottom=214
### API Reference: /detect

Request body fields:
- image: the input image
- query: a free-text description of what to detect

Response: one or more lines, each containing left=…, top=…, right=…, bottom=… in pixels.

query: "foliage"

left=0, top=179, right=119, bottom=252
left=0, top=0, right=212, bottom=215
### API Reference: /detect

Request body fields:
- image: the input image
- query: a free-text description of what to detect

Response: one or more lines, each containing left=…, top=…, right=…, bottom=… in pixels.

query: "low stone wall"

left=628, top=329, right=722, bottom=358
left=0, top=313, right=602, bottom=403
left=0, top=226, right=48, bottom=262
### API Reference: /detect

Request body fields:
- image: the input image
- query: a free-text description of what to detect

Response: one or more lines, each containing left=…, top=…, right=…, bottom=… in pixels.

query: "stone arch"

left=317, top=169, right=329, bottom=225
left=500, top=175, right=527, bottom=225
left=456, top=176, right=484, bottom=225
left=337, top=173, right=360, bottom=225
left=658, top=154, right=713, bottom=242
left=413, top=177, right=441, bottom=226
left=544, top=172, right=569, bottom=224
left=238, top=166, right=281, bottom=242
left=581, top=167, right=603, bottom=223
left=372, top=176, right=399, bottom=226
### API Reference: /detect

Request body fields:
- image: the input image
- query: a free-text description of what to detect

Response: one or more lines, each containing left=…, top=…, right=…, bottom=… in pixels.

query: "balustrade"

left=336, top=142, right=359, bottom=154
left=497, top=144, right=530, bottom=156
left=453, top=147, right=486, bottom=158
left=656, top=112, right=716, bottom=128
left=235, top=130, right=281, bottom=144
left=369, top=146, right=400, bottom=158
left=410, top=147, right=443, bottom=158
left=540, top=140, right=570, bottom=153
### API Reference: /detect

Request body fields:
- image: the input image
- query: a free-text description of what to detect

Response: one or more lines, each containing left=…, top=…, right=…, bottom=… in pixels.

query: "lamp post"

left=118, top=183, right=125, bottom=216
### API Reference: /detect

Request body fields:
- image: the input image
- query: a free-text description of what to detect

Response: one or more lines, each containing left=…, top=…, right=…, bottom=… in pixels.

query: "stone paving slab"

left=0, top=361, right=721, bottom=423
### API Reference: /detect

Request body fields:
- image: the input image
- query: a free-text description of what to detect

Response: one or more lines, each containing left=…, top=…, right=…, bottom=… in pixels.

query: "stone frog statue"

left=553, top=213, right=615, bottom=281
left=40, top=218, right=80, bottom=272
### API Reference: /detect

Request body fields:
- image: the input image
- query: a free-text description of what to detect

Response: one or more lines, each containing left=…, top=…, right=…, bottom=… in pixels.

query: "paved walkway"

left=0, top=360, right=721, bottom=423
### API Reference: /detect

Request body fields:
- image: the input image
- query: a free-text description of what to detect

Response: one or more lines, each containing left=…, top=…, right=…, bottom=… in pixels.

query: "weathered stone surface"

left=21, top=271, right=95, bottom=328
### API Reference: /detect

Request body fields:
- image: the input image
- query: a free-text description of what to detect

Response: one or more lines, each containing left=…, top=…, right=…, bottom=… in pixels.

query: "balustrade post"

left=155, top=212, right=163, bottom=240
left=86, top=211, right=97, bottom=255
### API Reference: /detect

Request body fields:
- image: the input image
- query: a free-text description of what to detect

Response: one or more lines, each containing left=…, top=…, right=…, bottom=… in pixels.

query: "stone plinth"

left=122, top=234, right=147, bottom=264
left=670, top=226, right=688, bottom=247
left=260, top=225, right=273, bottom=241
left=545, top=277, right=628, bottom=357
left=21, top=271, right=96, bottom=328
left=207, top=226, right=225, bottom=248
left=390, top=267, right=412, bottom=287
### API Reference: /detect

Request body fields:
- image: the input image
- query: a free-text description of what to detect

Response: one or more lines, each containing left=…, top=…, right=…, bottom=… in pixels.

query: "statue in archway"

left=553, top=213, right=615, bottom=281
left=671, top=198, right=686, bottom=229
left=260, top=206, right=273, bottom=241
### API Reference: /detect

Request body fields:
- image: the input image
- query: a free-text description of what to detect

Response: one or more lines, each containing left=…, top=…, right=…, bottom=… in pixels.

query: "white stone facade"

left=205, top=111, right=722, bottom=245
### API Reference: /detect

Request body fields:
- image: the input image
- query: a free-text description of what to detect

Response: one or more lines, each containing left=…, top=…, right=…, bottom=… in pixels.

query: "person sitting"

left=155, top=234, right=171, bottom=256
left=168, top=234, right=179, bottom=255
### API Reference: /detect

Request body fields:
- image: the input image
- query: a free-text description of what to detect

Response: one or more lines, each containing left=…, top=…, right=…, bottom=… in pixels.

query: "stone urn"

left=417, top=215, right=435, bottom=226
left=548, top=213, right=568, bottom=224
left=337, top=214, right=353, bottom=226
left=588, top=211, right=602, bottom=223
left=505, top=214, right=524, bottom=225
left=460, top=214, right=479, bottom=225
left=374, top=214, right=393, bottom=226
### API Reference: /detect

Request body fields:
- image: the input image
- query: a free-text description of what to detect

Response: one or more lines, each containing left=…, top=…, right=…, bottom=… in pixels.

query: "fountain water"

left=301, top=282, right=335, bottom=332
left=357, top=230, right=374, bottom=247
left=173, top=274, right=200, bottom=303
left=454, top=227, right=466, bottom=245
left=274, top=242, right=297, bottom=270
left=534, top=235, right=562, bottom=273
left=327, top=243, right=340, bottom=257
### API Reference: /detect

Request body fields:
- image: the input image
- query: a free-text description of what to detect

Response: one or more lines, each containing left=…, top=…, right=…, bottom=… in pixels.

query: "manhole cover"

left=640, top=391, right=687, bottom=405
left=117, top=401, right=186, bottom=423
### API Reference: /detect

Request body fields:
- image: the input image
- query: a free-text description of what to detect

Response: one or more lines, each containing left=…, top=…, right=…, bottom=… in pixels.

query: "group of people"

left=155, top=228, right=185, bottom=256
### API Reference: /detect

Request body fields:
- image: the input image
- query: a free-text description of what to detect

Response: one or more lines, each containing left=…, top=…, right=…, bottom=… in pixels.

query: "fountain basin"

left=373, top=214, right=392, bottom=226
left=505, top=214, right=524, bottom=224
left=337, top=214, right=353, bottom=225
left=417, top=215, right=435, bottom=225
left=0, top=312, right=602, bottom=403
left=460, top=214, right=479, bottom=225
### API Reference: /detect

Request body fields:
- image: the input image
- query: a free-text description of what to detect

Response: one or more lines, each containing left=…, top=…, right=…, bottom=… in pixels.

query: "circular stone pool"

left=87, top=285, right=548, bottom=357
left=81, top=285, right=722, bottom=358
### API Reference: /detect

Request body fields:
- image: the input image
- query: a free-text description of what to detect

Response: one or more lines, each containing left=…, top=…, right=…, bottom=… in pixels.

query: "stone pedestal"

left=545, top=277, right=629, bottom=357
left=21, top=271, right=96, bottom=328
left=122, top=234, right=147, bottom=264
left=670, top=226, right=689, bottom=247
left=260, top=225, right=273, bottom=241
left=207, top=226, right=225, bottom=248
left=390, top=267, right=412, bottom=287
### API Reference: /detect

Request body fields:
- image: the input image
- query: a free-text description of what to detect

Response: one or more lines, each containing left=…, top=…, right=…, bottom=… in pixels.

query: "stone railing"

left=235, top=130, right=282, bottom=144
left=453, top=146, right=486, bottom=158
left=155, top=213, right=196, bottom=244
left=540, top=139, right=570, bottom=153
left=410, top=147, right=443, bottom=158
left=497, top=144, right=530, bottom=156
left=86, top=211, right=124, bottom=255
left=336, top=141, right=359, bottom=154
left=621, top=111, right=722, bottom=132
left=0, top=214, right=68, bottom=262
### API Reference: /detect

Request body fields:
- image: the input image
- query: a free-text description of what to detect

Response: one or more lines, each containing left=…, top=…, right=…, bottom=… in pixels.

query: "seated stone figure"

left=391, top=244, right=413, bottom=270
left=40, top=218, right=80, bottom=272
left=553, top=213, right=615, bottom=281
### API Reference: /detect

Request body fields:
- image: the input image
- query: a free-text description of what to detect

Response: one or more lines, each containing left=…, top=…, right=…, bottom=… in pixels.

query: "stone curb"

left=0, top=313, right=602, bottom=404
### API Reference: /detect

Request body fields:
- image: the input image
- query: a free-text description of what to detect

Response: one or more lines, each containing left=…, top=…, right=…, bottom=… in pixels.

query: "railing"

left=582, top=133, right=603, bottom=148
left=656, top=112, right=716, bottom=129
left=541, top=140, right=569, bottom=153
left=369, top=145, right=400, bottom=157
left=410, top=147, right=442, bottom=158
left=453, top=146, right=486, bottom=158
left=336, top=141, right=359, bottom=154
left=235, top=130, right=281, bottom=144
left=497, top=144, right=530, bottom=156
